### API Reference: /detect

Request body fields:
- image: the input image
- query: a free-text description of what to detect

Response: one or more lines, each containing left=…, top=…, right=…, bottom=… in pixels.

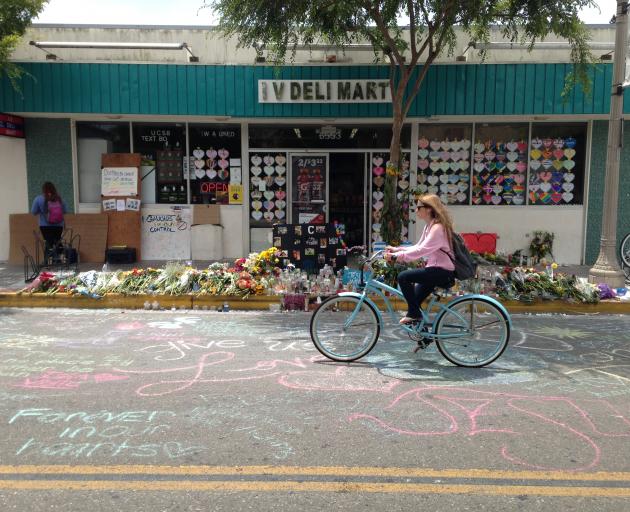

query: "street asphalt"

left=0, top=308, right=629, bottom=511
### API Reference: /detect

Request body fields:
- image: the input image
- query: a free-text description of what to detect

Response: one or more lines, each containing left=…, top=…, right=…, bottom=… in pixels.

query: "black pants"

left=397, top=267, right=455, bottom=318
left=40, top=226, right=63, bottom=261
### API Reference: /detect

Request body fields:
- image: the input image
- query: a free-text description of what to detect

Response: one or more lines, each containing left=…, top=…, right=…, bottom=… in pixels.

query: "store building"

left=1, top=23, right=629, bottom=264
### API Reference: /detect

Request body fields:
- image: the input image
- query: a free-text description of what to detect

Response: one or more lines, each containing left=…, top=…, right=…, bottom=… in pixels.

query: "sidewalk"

left=0, top=260, right=628, bottom=314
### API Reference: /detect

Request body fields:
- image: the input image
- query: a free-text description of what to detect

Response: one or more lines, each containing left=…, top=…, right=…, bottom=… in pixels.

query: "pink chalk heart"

left=514, top=174, right=525, bottom=184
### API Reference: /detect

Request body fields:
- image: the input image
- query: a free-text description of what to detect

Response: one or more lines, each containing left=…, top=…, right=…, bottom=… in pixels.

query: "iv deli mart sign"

left=258, top=80, right=392, bottom=103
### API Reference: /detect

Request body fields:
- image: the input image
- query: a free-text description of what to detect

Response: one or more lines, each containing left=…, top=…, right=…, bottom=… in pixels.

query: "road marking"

left=1, top=465, right=630, bottom=482
left=0, top=479, right=629, bottom=497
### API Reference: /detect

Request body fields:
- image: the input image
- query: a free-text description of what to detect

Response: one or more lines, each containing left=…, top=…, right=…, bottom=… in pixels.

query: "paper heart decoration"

left=263, top=200, right=274, bottom=210
left=551, top=182, right=563, bottom=193
left=506, top=151, right=519, bottom=162
left=460, top=150, right=470, bottom=160
left=450, top=140, right=461, bottom=151
left=483, top=194, right=493, bottom=204
left=275, top=155, right=286, bottom=165
left=194, top=169, right=205, bottom=179
left=552, top=160, right=564, bottom=170
left=513, top=195, right=524, bottom=205
left=440, top=161, right=450, bottom=172
left=418, top=149, right=429, bottom=159
left=484, top=151, right=496, bottom=161
left=438, top=140, right=449, bottom=151
left=372, top=156, right=384, bottom=166
left=194, top=159, right=205, bottom=169
left=428, top=185, right=439, bottom=194
left=263, top=155, right=275, bottom=166
left=428, top=175, right=439, bottom=185
left=251, top=211, right=263, bottom=221
left=418, top=137, right=429, bottom=149
left=275, top=177, right=286, bottom=187
left=373, top=166, right=385, bottom=176
left=428, top=140, right=440, bottom=151
left=491, top=195, right=502, bottom=205
left=418, top=159, right=429, bottom=170
left=439, top=183, right=449, bottom=193
left=206, top=149, right=218, bottom=159
left=262, top=165, right=274, bottom=176
left=218, top=169, right=229, bottom=180
left=541, top=159, right=553, bottom=169
left=539, top=171, right=552, bottom=182
left=374, top=176, right=385, bottom=188
left=472, top=196, right=483, bottom=205
left=530, top=149, right=542, bottom=160
left=473, top=143, right=485, bottom=154
left=564, top=148, right=576, bottom=159
left=506, top=162, right=517, bottom=172
left=495, top=153, right=506, bottom=162
left=251, top=166, right=262, bottom=176
left=473, top=153, right=485, bottom=163
left=540, top=182, right=552, bottom=192
left=372, top=223, right=382, bottom=232
left=491, top=185, right=502, bottom=195
left=531, top=138, right=543, bottom=149
left=473, top=162, right=485, bottom=173
left=458, top=182, right=468, bottom=193
left=503, top=193, right=513, bottom=204
left=450, top=151, right=460, bottom=161
left=372, top=232, right=383, bottom=241
left=564, top=172, right=575, bottom=182
left=438, top=174, right=449, bottom=184
left=218, top=159, right=229, bottom=169
left=449, top=173, right=460, bottom=184
left=373, top=191, right=384, bottom=200
left=562, top=182, right=574, bottom=192
left=263, top=191, right=275, bottom=200
left=417, top=184, right=428, bottom=193
left=275, top=210, right=286, bottom=219
left=562, top=192, right=574, bottom=202
left=264, top=211, right=275, bottom=221
left=251, top=200, right=263, bottom=210
left=192, top=148, right=205, bottom=159
left=275, top=200, right=286, bottom=209
left=447, top=183, right=458, bottom=194
left=565, top=137, right=576, bottom=148
left=542, top=138, right=553, bottom=148
left=251, top=155, right=262, bottom=166
left=458, top=173, right=470, bottom=182
left=275, top=191, right=286, bottom=200
left=552, top=149, right=564, bottom=160
left=440, top=194, right=450, bottom=204
left=564, top=160, right=576, bottom=170
left=542, top=149, right=553, bottom=161
left=206, top=158, right=216, bottom=169
left=505, top=142, right=518, bottom=152
left=438, top=151, right=449, bottom=161
left=459, top=161, right=470, bottom=171
left=398, top=180, right=409, bottom=190
left=373, top=210, right=382, bottom=221
left=430, top=161, right=441, bottom=172
left=217, top=148, right=229, bottom=159
left=251, top=176, right=261, bottom=186
left=513, top=174, right=525, bottom=184
left=461, top=140, right=471, bottom=150
left=429, top=151, right=441, bottom=162
left=539, top=192, right=552, bottom=204
left=251, top=190, right=262, bottom=199
left=275, top=165, right=286, bottom=175
left=206, top=169, right=217, bottom=179
left=455, top=192, right=467, bottom=203
left=373, top=200, right=384, bottom=210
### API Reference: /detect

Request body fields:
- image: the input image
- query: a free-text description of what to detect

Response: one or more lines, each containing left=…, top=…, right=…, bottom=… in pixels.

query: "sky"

left=34, top=0, right=616, bottom=26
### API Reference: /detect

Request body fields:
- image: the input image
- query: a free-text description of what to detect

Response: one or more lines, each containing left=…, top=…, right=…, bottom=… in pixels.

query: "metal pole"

left=588, top=0, right=627, bottom=287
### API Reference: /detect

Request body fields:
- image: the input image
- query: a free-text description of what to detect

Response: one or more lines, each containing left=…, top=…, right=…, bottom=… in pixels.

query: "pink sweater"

left=394, top=221, right=455, bottom=270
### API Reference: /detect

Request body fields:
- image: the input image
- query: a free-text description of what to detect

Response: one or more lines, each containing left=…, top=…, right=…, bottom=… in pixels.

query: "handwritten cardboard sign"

left=102, top=167, right=138, bottom=196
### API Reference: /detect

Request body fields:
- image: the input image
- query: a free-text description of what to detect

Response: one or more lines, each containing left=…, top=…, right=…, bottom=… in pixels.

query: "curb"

left=0, top=293, right=629, bottom=314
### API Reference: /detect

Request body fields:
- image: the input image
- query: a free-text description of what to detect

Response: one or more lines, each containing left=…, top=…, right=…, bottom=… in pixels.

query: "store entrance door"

left=329, top=153, right=366, bottom=249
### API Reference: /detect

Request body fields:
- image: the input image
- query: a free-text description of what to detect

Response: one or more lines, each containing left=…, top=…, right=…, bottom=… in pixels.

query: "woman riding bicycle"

left=384, top=194, right=456, bottom=325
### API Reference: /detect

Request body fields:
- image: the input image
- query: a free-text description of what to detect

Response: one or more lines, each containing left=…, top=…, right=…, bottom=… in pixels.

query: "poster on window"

left=101, top=167, right=138, bottom=196
left=291, top=154, right=327, bottom=225
left=417, top=124, right=472, bottom=206
left=527, top=124, right=585, bottom=205
left=370, top=152, right=410, bottom=249
left=249, top=152, right=288, bottom=227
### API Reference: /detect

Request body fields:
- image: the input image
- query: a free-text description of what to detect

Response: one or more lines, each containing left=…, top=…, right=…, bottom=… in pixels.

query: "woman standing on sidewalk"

left=384, top=194, right=456, bottom=324
left=31, top=181, right=68, bottom=262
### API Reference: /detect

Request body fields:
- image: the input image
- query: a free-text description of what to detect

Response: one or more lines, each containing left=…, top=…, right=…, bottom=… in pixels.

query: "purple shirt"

left=394, top=221, right=455, bottom=270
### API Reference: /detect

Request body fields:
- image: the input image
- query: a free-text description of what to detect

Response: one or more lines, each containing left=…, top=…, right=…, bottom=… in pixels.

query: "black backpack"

left=442, top=233, right=477, bottom=280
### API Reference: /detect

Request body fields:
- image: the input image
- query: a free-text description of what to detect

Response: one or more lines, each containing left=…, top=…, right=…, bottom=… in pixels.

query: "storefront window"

left=249, top=151, right=288, bottom=228
left=188, top=124, right=241, bottom=204
left=472, top=123, right=529, bottom=206
left=417, top=124, right=472, bottom=205
left=132, top=123, right=186, bottom=204
left=76, top=122, right=130, bottom=203
left=249, top=124, right=411, bottom=149
left=528, top=123, right=586, bottom=205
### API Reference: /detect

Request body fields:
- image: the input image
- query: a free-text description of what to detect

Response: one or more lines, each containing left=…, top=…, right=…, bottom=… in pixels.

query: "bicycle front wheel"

left=620, top=232, right=630, bottom=269
left=310, top=295, right=380, bottom=362
left=434, top=297, right=510, bottom=368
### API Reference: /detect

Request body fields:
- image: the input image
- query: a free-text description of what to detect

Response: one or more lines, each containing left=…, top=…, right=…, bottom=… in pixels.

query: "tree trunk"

left=380, top=104, right=405, bottom=246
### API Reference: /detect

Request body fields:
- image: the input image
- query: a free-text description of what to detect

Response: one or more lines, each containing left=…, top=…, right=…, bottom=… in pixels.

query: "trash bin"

left=191, top=225, right=223, bottom=260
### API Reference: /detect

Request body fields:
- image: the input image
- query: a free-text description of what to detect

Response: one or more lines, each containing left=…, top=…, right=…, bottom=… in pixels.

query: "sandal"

left=399, top=316, right=421, bottom=325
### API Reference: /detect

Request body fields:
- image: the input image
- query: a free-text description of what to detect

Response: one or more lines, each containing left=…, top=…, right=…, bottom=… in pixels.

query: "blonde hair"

left=418, top=194, right=455, bottom=248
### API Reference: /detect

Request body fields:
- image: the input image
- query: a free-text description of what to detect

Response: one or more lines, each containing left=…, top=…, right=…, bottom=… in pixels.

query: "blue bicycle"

left=310, top=251, right=512, bottom=367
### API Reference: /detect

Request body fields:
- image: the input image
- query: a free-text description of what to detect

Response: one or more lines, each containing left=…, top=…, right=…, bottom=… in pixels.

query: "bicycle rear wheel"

left=310, top=295, right=380, bottom=362
left=434, top=297, right=510, bottom=367
left=620, top=232, right=630, bottom=271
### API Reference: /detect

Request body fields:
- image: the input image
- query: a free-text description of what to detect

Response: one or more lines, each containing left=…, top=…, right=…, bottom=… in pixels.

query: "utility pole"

left=588, top=0, right=627, bottom=287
